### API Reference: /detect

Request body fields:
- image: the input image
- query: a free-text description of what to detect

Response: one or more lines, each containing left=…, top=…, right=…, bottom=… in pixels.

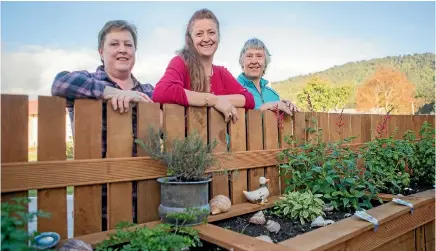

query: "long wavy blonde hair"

left=177, top=9, right=220, bottom=92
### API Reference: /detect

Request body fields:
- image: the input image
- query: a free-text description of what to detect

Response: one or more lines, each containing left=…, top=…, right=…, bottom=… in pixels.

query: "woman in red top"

left=152, top=9, right=255, bottom=124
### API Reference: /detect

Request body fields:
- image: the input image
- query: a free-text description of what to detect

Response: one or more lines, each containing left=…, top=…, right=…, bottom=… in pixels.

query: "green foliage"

left=360, top=130, right=417, bottom=194
left=135, top=126, right=217, bottom=181
left=66, top=136, right=74, bottom=159
left=166, top=208, right=209, bottom=226
left=1, top=197, right=51, bottom=251
left=273, top=53, right=435, bottom=111
left=95, top=220, right=202, bottom=251
left=410, top=122, right=435, bottom=186
left=279, top=113, right=380, bottom=211
left=296, top=77, right=352, bottom=112
left=272, top=190, right=325, bottom=224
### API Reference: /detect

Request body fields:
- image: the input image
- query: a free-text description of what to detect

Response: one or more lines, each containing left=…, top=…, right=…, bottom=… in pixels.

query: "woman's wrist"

left=103, top=86, right=123, bottom=99
left=205, top=93, right=218, bottom=107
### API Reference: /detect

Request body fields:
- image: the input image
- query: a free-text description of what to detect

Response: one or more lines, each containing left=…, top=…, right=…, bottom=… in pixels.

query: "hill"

left=271, top=53, right=435, bottom=108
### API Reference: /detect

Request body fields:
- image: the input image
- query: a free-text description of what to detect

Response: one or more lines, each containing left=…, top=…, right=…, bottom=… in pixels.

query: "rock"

left=249, top=211, right=266, bottom=225
left=323, top=204, right=334, bottom=212
left=265, top=220, right=280, bottom=233
left=311, top=216, right=335, bottom=227
left=344, top=213, right=352, bottom=217
left=58, top=239, right=92, bottom=251
left=255, top=235, right=273, bottom=243
left=210, top=195, right=231, bottom=215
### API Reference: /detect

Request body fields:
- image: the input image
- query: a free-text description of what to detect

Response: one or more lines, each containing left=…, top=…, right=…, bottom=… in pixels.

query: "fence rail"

left=1, top=94, right=434, bottom=239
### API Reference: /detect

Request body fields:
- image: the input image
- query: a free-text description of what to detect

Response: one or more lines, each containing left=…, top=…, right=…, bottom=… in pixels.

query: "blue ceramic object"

left=32, top=232, right=60, bottom=250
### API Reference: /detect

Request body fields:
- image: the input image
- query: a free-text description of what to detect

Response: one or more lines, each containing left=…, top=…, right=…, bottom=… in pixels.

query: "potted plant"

left=135, top=127, right=217, bottom=226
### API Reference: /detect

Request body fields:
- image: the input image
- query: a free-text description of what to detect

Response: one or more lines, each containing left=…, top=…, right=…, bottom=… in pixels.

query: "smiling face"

left=99, top=29, right=136, bottom=75
left=242, top=48, right=266, bottom=80
left=190, top=19, right=219, bottom=58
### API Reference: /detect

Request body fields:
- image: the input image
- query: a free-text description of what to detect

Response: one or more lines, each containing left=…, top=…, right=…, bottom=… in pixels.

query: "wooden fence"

left=1, top=94, right=434, bottom=241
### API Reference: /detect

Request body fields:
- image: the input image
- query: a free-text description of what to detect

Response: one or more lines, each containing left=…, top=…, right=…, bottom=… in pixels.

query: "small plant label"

left=354, top=211, right=379, bottom=232
left=392, top=198, right=414, bottom=214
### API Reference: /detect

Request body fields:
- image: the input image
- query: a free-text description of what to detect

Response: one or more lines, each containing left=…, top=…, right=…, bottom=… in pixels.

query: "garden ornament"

left=32, top=232, right=60, bottom=250
left=243, top=177, right=270, bottom=205
left=210, top=195, right=232, bottom=215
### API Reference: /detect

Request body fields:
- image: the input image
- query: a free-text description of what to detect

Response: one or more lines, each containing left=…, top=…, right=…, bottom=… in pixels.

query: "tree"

left=356, top=66, right=415, bottom=114
left=330, top=84, right=353, bottom=110
left=296, top=76, right=352, bottom=112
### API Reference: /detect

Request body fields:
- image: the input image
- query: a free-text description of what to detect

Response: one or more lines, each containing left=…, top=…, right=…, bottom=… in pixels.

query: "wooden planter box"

left=59, top=189, right=435, bottom=251
left=193, top=190, right=435, bottom=251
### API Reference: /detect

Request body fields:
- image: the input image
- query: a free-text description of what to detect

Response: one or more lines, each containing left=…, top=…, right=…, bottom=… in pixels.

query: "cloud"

left=1, top=26, right=383, bottom=96
left=1, top=46, right=100, bottom=96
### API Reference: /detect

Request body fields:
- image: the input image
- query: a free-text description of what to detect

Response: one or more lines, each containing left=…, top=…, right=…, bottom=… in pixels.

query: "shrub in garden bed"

left=278, top=119, right=380, bottom=211
left=361, top=121, right=435, bottom=195
left=272, top=190, right=325, bottom=224
left=360, top=130, right=417, bottom=195
left=409, top=121, right=435, bottom=191
left=96, top=221, right=202, bottom=251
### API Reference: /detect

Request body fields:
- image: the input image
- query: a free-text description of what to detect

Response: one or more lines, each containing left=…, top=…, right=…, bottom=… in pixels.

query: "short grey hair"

left=239, top=38, right=272, bottom=74
left=98, top=20, right=138, bottom=50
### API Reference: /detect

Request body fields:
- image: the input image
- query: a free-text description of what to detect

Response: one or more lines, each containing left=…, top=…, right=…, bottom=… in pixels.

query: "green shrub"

left=273, top=190, right=325, bottom=224
left=1, top=197, right=50, bottom=251
left=361, top=130, right=416, bottom=194
left=96, top=221, right=202, bottom=251
left=410, top=121, right=435, bottom=187
left=279, top=113, right=379, bottom=211
left=135, top=127, right=217, bottom=182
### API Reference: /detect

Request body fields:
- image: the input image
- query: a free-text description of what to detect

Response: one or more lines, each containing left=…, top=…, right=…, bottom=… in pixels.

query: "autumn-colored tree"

left=296, top=76, right=352, bottom=112
left=356, top=66, right=415, bottom=114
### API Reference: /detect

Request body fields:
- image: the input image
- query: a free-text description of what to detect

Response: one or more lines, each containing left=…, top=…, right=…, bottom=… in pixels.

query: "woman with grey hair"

left=237, top=38, right=299, bottom=115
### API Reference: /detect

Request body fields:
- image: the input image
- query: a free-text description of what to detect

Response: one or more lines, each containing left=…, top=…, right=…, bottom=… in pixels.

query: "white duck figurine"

left=243, top=177, right=270, bottom=205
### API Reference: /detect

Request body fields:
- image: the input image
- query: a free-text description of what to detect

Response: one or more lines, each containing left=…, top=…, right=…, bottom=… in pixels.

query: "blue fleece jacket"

left=237, top=73, right=280, bottom=109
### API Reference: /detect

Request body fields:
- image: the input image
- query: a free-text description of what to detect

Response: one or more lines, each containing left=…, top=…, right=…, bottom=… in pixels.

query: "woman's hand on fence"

left=104, top=87, right=153, bottom=113
left=281, top=100, right=300, bottom=114
left=214, top=96, right=239, bottom=123
left=260, top=100, right=300, bottom=116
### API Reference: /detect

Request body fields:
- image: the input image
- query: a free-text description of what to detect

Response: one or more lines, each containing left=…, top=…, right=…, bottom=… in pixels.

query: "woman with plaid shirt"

left=51, top=20, right=153, bottom=230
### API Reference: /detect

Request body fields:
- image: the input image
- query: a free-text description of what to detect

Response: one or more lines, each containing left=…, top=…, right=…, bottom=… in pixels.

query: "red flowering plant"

left=278, top=94, right=380, bottom=212
left=359, top=109, right=417, bottom=195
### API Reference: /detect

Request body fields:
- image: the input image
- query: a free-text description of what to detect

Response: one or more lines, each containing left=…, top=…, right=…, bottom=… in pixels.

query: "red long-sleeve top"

left=152, top=55, right=255, bottom=109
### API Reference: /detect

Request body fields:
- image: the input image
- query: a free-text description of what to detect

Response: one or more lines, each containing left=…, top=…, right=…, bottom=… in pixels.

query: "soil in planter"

left=380, top=183, right=434, bottom=196
left=401, top=183, right=434, bottom=196
left=191, top=240, right=227, bottom=251
left=106, top=240, right=225, bottom=251
left=212, top=209, right=353, bottom=243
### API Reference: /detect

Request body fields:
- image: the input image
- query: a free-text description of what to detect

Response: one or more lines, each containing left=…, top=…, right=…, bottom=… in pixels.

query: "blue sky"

left=1, top=1, right=435, bottom=96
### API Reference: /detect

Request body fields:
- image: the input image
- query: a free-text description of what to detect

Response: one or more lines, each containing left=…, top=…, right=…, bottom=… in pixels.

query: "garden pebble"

left=265, top=220, right=281, bottom=233
left=249, top=211, right=266, bottom=225
left=311, top=216, right=335, bottom=227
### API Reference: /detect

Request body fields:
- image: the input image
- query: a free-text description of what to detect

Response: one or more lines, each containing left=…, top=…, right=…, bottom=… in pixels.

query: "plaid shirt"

left=52, top=65, right=154, bottom=158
